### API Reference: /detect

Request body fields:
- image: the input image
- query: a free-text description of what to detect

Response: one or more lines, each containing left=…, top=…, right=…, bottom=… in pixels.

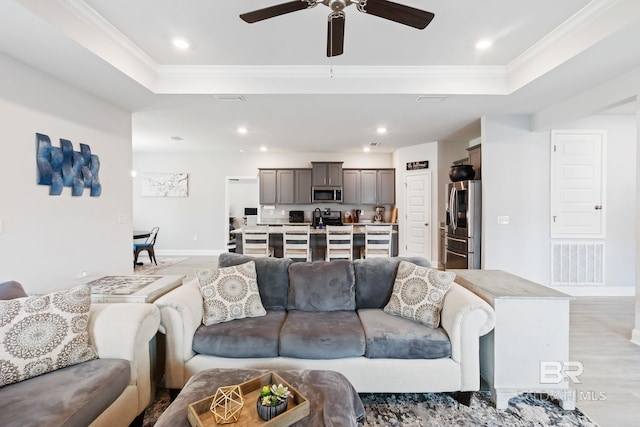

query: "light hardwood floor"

left=150, top=256, right=640, bottom=427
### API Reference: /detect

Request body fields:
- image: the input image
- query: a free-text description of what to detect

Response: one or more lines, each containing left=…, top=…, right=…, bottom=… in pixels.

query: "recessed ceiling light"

left=377, top=127, right=387, bottom=135
left=170, top=136, right=184, bottom=141
left=363, top=146, right=371, bottom=153
left=237, top=127, right=248, bottom=135
left=475, top=39, right=492, bottom=50
left=260, top=146, right=268, bottom=152
left=172, top=38, right=190, bottom=49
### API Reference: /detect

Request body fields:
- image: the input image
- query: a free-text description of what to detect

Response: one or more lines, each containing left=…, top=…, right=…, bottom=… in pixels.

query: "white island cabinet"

left=450, top=269, right=575, bottom=410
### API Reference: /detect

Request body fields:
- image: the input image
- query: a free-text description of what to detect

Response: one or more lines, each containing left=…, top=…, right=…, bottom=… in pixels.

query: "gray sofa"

left=156, top=253, right=495, bottom=394
left=0, top=281, right=160, bottom=427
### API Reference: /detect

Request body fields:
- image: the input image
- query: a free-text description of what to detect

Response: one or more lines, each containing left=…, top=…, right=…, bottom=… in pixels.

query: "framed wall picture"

left=141, top=172, right=188, bottom=197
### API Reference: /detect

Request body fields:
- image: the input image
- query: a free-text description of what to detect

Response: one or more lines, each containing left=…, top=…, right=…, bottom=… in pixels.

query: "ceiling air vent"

left=415, top=95, right=447, bottom=103
left=213, top=95, right=246, bottom=102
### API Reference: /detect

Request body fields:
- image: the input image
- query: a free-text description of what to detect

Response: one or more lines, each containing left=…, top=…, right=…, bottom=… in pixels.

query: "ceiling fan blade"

left=360, top=0, right=434, bottom=29
left=240, top=1, right=313, bottom=23
left=327, top=13, right=345, bottom=57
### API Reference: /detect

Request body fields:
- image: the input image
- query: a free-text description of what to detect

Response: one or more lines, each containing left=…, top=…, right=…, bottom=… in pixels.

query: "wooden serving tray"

left=187, top=372, right=310, bottom=427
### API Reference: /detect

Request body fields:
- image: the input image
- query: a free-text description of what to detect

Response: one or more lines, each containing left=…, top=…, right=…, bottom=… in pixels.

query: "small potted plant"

left=256, top=383, right=292, bottom=421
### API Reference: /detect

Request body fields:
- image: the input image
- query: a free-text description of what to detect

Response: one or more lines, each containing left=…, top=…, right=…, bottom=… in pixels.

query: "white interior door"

left=404, top=173, right=431, bottom=260
left=551, top=130, right=606, bottom=238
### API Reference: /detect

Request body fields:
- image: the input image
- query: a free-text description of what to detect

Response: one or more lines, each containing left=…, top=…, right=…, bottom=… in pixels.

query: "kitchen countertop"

left=232, top=224, right=397, bottom=234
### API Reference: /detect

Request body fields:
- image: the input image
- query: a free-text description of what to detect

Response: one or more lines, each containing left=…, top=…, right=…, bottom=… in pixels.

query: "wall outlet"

left=497, top=215, right=510, bottom=225
left=118, top=214, right=128, bottom=224
left=0, top=219, right=3, bottom=234
left=193, top=234, right=198, bottom=241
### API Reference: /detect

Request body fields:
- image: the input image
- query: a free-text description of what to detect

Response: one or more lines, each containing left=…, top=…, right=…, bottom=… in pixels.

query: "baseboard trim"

left=552, top=286, right=635, bottom=297
left=154, top=249, right=226, bottom=256
left=631, top=329, right=640, bottom=346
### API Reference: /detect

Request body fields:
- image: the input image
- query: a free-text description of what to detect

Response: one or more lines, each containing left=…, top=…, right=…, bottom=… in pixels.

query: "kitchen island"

left=231, top=224, right=398, bottom=260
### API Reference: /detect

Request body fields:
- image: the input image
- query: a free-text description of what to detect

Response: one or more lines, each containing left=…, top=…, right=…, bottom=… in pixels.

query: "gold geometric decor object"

left=209, top=385, right=244, bottom=424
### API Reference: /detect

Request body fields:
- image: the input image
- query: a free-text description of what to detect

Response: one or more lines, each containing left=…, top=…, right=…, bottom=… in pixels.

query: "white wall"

left=481, top=113, right=636, bottom=289
left=481, top=115, right=551, bottom=284
left=132, top=151, right=392, bottom=253
left=0, top=53, right=133, bottom=292
left=392, top=142, right=439, bottom=265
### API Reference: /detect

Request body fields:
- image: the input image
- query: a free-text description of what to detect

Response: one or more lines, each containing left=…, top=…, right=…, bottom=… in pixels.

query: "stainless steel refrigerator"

left=445, top=180, right=481, bottom=269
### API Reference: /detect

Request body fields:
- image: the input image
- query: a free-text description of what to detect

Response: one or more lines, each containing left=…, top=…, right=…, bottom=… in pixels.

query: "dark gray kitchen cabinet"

left=295, top=169, right=312, bottom=204
left=361, top=170, right=378, bottom=204
left=342, top=169, right=361, bottom=204
left=343, top=168, right=395, bottom=205
left=276, top=170, right=295, bottom=204
left=312, top=162, right=343, bottom=187
left=377, top=169, right=396, bottom=204
left=259, top=169, right=277, bottom=204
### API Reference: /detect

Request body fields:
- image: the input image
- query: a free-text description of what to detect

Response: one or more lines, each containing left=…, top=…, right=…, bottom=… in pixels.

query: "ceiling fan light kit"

left=240, top=0, right=434, bottom=57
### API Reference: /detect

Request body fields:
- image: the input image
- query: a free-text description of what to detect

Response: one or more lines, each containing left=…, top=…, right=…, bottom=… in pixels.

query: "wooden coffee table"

left=154, top=369, right=365, bottom=427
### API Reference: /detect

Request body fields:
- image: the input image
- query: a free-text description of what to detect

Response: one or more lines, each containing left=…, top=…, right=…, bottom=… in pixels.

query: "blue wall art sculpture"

left=36, top=133, right=102, bottom=197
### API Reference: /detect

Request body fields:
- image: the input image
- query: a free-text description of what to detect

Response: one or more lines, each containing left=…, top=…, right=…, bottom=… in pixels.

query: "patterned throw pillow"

left=0, top=284, right=97, bottom=387
left=196, top=261, right=267, bottom=326
left=384, top=261, right=456, bottom=328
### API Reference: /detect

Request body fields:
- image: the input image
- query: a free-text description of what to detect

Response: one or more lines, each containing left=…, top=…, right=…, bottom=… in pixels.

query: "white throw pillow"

left=196, top=261, right=266, bottom=326
left=0, top=284, right=97, bottom=387
left=384, top=261, right=456, bottom=328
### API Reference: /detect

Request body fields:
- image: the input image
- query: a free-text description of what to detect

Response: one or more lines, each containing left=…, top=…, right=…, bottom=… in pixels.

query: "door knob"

left=424, top=223, right=429, bottom=226
left=594, top=205, right=603, bottom=210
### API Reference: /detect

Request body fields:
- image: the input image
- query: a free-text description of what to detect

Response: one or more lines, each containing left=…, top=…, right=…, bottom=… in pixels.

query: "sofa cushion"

left=384, top=261, right=455, bottom=328
left=0, top=284, right=97, bottom=387
left=0, top=358, right=129, bottom=427
left=279, top=310, right=365, bottom=359
left=196, top=261, right=266, bottom=326
left=0, top=281, right=28, bottom=300
left=218, top=252, right=292, bottom=311
left=288, top=261, right=355, bottom=312
left=358, top=309, right=451, bottom=359
left=354, top=257, right=431, bottom=309
left=193, top=310, right=286, bottom=358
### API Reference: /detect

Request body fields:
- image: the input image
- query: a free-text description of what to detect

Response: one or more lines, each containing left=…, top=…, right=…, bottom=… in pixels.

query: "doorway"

left=404, top=172, right=432, bottom=260
left=224, top=176, right=258, bottom=250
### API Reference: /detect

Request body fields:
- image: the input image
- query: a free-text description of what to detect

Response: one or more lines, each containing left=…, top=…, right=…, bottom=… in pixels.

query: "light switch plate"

left=497, top=215, right=510, bottom=225
left=118, top=214, right=128, bottom=224
left=0, top=219, right=3, bottom=234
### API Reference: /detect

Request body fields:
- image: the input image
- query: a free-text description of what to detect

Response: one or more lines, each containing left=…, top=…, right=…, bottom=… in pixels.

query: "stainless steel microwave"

left=312, top=187, right=342, bottom=203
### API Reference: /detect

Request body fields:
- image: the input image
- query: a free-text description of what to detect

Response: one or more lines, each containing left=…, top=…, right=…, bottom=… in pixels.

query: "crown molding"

left=507, top=0, right=640, bottom=91
left=154, top=65, right=509, bottom=95
left=58, top=0, right=158, bottom=70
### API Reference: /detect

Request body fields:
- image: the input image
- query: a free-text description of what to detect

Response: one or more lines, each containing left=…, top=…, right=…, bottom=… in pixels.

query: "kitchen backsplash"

left=257, top=204, right=395, bottom=223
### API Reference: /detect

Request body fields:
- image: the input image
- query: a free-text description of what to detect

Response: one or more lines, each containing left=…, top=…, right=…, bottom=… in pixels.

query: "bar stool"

left=242, top=226, right=274, bottom=257
left=325, top=225, right=353, bottom=261
left=361, top=225, right=393, bottom=258
left=282, top=225, right=311, bottom=262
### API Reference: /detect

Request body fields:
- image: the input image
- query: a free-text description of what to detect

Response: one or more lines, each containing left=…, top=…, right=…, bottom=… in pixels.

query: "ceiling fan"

left=240, top=0, right=435, bottom=57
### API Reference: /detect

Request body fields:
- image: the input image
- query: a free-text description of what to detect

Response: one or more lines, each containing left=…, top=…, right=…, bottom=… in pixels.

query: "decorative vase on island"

left=256, top=398, right=287, bottom=421
left=449, top=165, right=475, bottom=182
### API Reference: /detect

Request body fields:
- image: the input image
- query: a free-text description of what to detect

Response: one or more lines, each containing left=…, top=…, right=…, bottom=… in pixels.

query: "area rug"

left=133, top=257, right=189, bottom=274
left=143, top=388, right=597, bottom=426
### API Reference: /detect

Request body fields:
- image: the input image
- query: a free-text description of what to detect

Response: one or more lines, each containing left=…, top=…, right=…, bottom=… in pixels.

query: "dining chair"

left=362, top=225, right=393, bottom=258
left=133, top=226, right=159, bottom=266
left=325, top=225, right=353, bottom=261
left=282, top=225, right=311, bottom=262
left=242, top=226, right=274, bottom=257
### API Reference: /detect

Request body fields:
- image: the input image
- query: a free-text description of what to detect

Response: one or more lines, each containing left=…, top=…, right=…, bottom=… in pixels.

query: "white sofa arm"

left=154, top=279, right=203, bottom=389
left=440, top=283, right=495, bottom=391
left=88, top=303, right=160, bottom=412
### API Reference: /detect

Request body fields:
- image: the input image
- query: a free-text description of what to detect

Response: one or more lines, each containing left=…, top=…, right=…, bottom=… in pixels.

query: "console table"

left=450, top=269, right=575, bottom=410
